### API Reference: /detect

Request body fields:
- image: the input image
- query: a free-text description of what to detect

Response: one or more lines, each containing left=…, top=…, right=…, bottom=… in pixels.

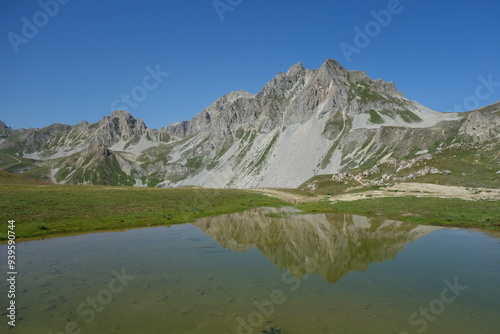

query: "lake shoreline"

left=1, top=171, right=499, bottom=240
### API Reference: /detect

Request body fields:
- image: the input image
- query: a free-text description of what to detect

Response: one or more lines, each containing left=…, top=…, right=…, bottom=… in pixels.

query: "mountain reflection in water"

left=195, top=207, right=440, bottom=283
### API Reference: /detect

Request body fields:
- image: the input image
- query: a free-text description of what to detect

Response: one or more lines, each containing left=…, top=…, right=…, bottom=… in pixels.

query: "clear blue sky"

left=1, top=0, right=499, bottom=129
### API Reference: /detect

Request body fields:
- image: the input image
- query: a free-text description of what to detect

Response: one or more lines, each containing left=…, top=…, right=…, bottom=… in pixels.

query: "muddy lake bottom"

left=1, top=208, right=499, bottom=334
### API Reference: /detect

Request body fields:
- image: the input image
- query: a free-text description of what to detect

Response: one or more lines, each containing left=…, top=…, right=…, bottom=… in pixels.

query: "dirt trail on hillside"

left=247, top=188, right=322, bottom=204
left=248, top=183, right=500, bottom=204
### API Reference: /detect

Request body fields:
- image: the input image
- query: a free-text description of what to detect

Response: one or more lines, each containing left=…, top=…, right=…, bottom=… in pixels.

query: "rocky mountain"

left=0, top=121, right=13, bottom=140
left=1, top=59, right=499, bottom=188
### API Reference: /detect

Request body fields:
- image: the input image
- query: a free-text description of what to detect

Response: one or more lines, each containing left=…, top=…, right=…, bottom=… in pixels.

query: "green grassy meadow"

left=1, top=170, right=499, bottom=240
left=296, top=197, right=500, bottom=230
left=0, top=172, right=285, bottom=240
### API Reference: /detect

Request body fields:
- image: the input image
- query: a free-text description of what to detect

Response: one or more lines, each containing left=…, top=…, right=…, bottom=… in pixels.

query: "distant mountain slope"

left=1, top=59, right=499, bottom=188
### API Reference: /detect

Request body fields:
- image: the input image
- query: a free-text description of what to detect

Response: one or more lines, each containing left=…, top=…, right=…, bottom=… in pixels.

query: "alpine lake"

left=1, top=207, right=499, bottom=334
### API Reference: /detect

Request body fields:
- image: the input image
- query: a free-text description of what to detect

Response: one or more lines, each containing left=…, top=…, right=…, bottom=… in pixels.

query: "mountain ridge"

left=1, top=59, right=499, bottom=188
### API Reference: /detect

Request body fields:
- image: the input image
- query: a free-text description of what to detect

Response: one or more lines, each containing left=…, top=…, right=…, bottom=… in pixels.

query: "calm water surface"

left=1, top=207, right=499, bottom=334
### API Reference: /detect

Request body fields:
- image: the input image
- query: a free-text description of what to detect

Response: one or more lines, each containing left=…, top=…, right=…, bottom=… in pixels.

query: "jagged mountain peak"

left=196, top=90, right=255, bottom=118
left=319, top=58, right=347, bottom=72
left=110, top=109, right=134, bottom=119
left=257, top=62, right=309, bottom=98
left=312, top=58, right=350, bottom=82
left=213, top=90, right=254, bottom=106
left=96, top=110, right=147, bottom=146
left=76, top=120, right=89, bottom=127
left=287, top=62, right=306, bottom=76
left=0, top=121, right=13, bottom=143
left=164, top=90, right=256, bottom=138
left=0, top=121, right=11, bottom=131
left=101, top=110, right=147, bottom=130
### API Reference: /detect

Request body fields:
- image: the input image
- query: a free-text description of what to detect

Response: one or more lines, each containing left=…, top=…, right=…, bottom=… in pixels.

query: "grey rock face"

left=97, top=110, right=147, bottom=146
left=0, top=121, right=13, bottom=142
left=459, top=110, right=500, bottom=142
left=0, top=121, right=10, bottom=131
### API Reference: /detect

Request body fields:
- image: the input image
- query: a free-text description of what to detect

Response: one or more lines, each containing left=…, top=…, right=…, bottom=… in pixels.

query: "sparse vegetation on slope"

left=366, top=110, right=384, bottom=124
left=365, top=142, right=500, bottom=188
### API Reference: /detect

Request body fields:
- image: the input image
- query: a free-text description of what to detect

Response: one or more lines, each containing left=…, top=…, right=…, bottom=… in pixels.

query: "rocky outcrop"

left=0, top=121, right=13, bottom=143
left=393, top=166, right=450, bottom=182
left=97, top=110, right=147, bottom=146
left=459, top=110, right=500, bottom=142
left=0, top=121, right=10, bottom=131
